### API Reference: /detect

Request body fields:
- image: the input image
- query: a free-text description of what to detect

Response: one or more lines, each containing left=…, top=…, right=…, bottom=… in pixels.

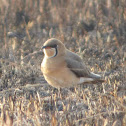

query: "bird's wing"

left=66, top=50, right=82, bottom=62
left=65, top=58, right=90, bottom=77
left=65, top=50, right=90, bottom=77
left=65, top=50, right=103, bottom=80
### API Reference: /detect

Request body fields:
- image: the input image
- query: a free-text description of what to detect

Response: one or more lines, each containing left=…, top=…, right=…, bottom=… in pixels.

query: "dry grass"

left=0, top=0, right=126, bottom=125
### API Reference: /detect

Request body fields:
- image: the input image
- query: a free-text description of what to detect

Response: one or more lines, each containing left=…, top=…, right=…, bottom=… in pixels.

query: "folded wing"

left=66, top=50, right=105, bottom=83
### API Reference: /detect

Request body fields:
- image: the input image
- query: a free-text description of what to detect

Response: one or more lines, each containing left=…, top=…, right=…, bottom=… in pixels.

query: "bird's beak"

left=42, top=46, right=47, bottom=50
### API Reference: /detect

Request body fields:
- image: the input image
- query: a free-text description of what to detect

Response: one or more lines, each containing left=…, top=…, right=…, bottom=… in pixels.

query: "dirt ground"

left=0, top=0, right=126, bottom=126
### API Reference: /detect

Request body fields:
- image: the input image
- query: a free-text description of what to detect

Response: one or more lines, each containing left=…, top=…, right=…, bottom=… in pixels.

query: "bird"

left=41, top=38, right=105, bottom=88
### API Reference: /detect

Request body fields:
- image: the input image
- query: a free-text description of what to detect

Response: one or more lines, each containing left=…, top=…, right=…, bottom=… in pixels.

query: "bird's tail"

left=82, top=79, right=105, bottom=84
left=83, top=72, right=105, bottom=84
left=89, top=72, right=102, bottom=79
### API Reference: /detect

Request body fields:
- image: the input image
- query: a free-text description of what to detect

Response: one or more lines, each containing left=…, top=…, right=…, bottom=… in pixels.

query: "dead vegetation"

left=0, top=0, right=126, bottom=125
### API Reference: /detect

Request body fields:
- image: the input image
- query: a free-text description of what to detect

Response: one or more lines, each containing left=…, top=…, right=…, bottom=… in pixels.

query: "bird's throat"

left=44, top=48, right=57, bottom=58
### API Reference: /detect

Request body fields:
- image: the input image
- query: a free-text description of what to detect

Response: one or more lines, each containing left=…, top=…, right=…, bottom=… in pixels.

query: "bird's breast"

left=41, top=58, right=80, bottom=88
left=41, top=57, right=60, bottom=74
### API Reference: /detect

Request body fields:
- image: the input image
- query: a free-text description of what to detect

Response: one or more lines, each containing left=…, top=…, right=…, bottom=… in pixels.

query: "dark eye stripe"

left=50, top=44, right=57, bottom=48
left=42, top=44, right=57, bottom=49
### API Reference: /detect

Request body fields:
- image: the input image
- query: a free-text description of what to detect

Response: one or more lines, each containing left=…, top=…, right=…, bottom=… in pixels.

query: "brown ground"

left=0, top=0, right=126, bottom=126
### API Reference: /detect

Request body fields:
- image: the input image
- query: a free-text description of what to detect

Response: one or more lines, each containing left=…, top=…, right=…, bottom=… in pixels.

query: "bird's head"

left=42, top=38, right=66, bottom=58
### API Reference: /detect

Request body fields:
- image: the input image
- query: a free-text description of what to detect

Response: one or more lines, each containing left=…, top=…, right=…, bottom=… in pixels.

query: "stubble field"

left=0, top=0, right=126, bottom=125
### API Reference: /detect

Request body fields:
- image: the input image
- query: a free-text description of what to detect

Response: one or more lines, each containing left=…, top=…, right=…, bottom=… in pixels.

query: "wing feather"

left=65, top=50, right=90, bottom=77
left=65, top=50, right=104, bottom=83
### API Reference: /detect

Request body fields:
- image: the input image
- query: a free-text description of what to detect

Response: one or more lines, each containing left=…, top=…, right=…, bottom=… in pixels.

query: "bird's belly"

left=42, top=66, right=80, bottom=88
